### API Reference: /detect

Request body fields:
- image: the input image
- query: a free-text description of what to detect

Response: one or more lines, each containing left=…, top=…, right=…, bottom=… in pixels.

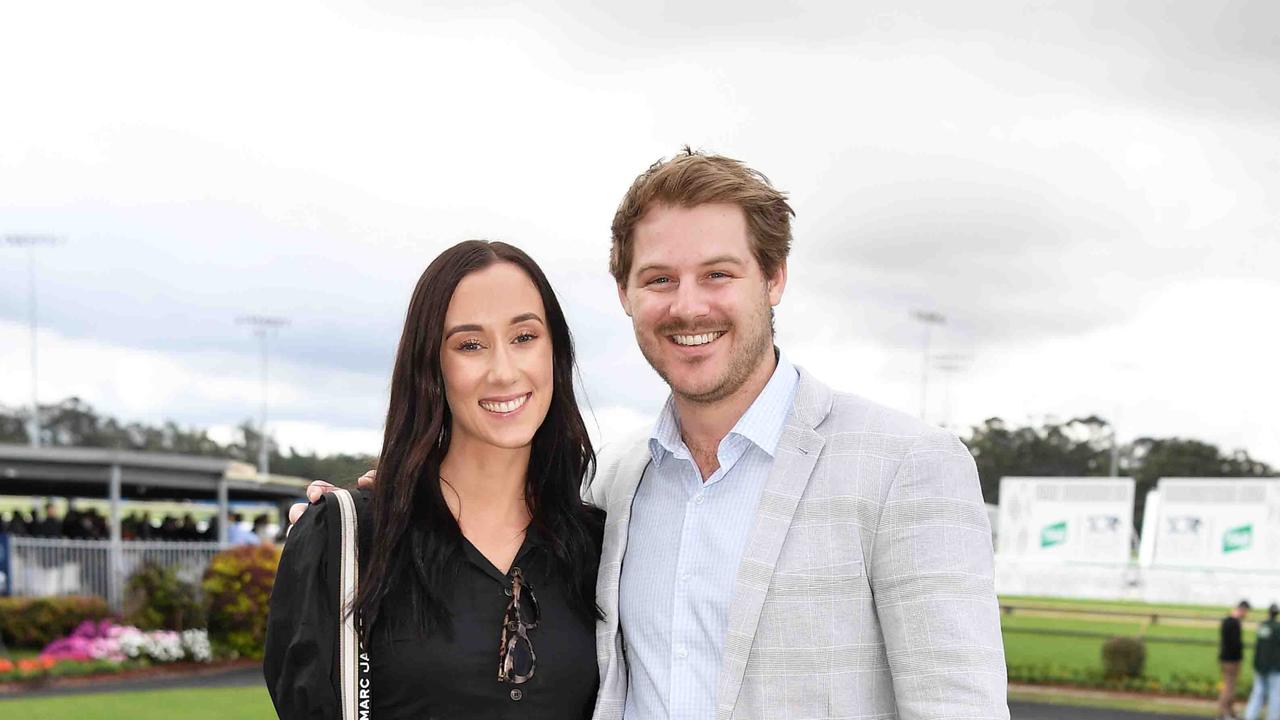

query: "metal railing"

left=5, top=536, right=226, bottom=609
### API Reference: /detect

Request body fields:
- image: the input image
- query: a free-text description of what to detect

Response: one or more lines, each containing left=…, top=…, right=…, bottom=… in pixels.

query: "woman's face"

left=440, top=261, right=554, bottom=452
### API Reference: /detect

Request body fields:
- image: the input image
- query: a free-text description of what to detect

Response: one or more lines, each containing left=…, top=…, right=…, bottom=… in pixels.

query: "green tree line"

left=3, top=399, right=1275, bottom=532
left=966, top=415, right=1275, bottom=531
left=0, top=397, right=375, bottom=486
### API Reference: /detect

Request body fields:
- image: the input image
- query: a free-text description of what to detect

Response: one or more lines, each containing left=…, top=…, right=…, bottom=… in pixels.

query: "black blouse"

left=263, top=490, right=603, bottom=720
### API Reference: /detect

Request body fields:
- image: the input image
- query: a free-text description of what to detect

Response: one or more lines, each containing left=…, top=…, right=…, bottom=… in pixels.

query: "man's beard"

left=637, top=298, right=775, bottom=405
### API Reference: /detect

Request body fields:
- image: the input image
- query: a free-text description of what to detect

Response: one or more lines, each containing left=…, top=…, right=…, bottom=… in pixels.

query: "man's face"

left=617, top=202, right=786, bottom=404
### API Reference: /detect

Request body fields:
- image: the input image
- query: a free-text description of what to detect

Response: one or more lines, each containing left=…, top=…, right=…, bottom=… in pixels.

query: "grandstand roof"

left=0, top=444, right=308, bottom=501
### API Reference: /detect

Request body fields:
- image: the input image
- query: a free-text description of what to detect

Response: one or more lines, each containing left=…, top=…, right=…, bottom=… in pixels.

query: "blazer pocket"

left=769, top=560, right=867, bottom=600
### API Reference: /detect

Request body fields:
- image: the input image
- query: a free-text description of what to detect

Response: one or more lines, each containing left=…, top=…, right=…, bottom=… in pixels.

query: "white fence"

left=5, top=536, right=225, bottom=609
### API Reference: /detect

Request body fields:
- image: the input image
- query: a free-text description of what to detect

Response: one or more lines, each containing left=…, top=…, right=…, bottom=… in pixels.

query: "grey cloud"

left=789, top=152, right=1211, bottom=347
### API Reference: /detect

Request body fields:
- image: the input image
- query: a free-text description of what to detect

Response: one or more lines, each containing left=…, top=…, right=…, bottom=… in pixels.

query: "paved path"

left=1010, top=700, right=1190, bottom=719
left=4, top=670, right=1195, bottom=718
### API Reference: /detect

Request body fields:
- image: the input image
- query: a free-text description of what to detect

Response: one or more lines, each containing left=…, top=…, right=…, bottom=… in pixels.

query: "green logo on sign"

left=1223, top=524, right=1253, bottom=553
left=1041, top=521, right=1068, bottom=548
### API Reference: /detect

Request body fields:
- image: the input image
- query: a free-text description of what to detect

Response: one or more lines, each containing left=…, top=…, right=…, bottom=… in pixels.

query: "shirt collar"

left=649, top=349, right=799, bottom=463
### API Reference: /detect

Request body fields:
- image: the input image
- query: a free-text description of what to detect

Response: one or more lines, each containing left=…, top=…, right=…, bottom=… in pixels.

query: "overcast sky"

left=2, top=0, right=1278, bottom=467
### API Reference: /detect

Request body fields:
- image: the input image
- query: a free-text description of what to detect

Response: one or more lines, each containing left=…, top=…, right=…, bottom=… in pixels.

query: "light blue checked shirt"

left=619, top=351, right=799, bottom=720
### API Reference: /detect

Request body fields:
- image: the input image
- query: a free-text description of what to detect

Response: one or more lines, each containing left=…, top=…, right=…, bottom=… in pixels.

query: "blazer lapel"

left=714, top=368, right=833, bottom=720
left=592, top=438, right=652, bottom=720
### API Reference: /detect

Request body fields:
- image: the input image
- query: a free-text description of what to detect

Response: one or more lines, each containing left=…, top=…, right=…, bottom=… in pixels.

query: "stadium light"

left=236, top=315, right=290, bottom=476
left=4, top=234, right=63, bottom=447
left=911, top=309, right=946, bottom=422
left=931, top=352, right=973, bottom=431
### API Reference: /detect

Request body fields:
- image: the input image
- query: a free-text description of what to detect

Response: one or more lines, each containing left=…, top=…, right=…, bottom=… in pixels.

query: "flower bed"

left=0, top=620, right=215, bottom=686
left=41, top=620, right=213, bottom=664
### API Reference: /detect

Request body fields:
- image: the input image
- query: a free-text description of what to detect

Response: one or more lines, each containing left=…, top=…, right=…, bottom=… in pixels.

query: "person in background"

left=35, top=502, right=62, bottom=538
left=121, top=511, right=140, bottom=540
left=136, top=511, right=154, bottom=541
left=8, top=511, right=31, bottom=536
left=159, top=515, right=180, bottom=540
left=226, top=511, right=260, bottom=546
left=179, top=513, right=199, bottom=541
left=1223, top=600, right=1253, bottom=720
left=1245, top=603, right=1280, bottom=720
left=251, top=514, right=271, bottom=544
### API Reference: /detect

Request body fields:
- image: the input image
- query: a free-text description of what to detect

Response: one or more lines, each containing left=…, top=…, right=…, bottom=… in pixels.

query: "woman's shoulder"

left=283, top=487, right=373, bottom=552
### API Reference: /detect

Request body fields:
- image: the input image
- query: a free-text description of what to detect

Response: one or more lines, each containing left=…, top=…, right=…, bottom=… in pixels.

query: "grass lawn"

left=0, top=686, right=275, bottom=720
left=1000, top=594, right=1257, bottom=692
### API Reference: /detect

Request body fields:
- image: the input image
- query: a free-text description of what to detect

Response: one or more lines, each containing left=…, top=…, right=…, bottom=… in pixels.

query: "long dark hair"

left=355, top=240, right=600, bottom=637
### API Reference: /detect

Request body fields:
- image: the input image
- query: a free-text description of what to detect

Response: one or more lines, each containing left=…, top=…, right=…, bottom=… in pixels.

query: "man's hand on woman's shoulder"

left=286, top=470, right=377, bottom=526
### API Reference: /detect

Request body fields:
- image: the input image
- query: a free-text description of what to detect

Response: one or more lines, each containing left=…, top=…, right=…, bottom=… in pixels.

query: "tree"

left=963, top=415, right=1114, bottom=503
left=962, top=417, right=1276, bottom=533
left=1126, top=437, right=1274, bottom=532
left=0, top=398, right=376, bottom=484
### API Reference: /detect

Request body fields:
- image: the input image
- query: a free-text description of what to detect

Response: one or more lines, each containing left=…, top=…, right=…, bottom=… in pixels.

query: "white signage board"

left=1149, top=478, right=1280, bottom=571
left=996, top=477, right=1135, bottom=564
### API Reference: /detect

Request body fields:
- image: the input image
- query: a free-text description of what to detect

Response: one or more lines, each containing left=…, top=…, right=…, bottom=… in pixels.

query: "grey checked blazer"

left=584, top=367, right=1009, bottom=719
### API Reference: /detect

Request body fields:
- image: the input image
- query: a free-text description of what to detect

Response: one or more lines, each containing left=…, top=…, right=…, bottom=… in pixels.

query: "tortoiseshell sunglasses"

left=498, top=566, right=540, bottom=684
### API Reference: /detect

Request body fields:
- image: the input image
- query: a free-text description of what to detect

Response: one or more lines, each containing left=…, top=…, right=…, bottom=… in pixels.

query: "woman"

left=264, top=241, right=604, bottom=719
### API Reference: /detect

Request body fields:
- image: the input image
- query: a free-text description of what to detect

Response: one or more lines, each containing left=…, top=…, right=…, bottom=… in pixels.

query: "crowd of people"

left=0, top=502, right=278, bottom=544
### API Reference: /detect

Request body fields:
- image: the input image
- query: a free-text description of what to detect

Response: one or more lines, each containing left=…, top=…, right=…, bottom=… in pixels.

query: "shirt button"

left=680, top=573, right=690, bottom=582
left=695, top=495, right=705, bottom=505
left=510, top=689, right=523, bottom=701
left=676, top=646, right=688, bottom=659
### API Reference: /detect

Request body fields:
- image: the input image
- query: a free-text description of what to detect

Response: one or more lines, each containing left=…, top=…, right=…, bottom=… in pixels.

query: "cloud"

left=2, top=0, right=1277, bottom=466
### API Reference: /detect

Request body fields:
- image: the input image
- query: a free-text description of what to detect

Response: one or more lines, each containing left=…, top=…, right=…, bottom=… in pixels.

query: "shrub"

left=1100, top=636, right=1147, bottom=679
left=123, top=561, right=205, bottom=631
left=202, top=544, right=280, bottom=659
left=0, top=596, right=111, bottom=648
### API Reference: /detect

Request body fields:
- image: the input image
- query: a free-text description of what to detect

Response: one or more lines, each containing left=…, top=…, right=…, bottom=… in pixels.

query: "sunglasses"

left=498, top=566, right=540, bottom=684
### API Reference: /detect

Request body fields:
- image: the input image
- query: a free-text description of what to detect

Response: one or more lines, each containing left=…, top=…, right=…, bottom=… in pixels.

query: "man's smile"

left=670, top=331, right=726, bottom=347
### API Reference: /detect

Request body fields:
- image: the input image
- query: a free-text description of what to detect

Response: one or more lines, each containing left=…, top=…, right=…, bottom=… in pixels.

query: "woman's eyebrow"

left=510, top=312, right=545, bottom=326
left=445, top=313, right=543, bottom=338
left=444, top=323, right=483, bottom=338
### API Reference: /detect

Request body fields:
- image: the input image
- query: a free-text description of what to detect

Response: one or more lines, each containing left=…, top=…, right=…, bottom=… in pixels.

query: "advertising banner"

left=996, top=477, right=1135, bottom=563
left=1149, top=478, right=1280, bottom=570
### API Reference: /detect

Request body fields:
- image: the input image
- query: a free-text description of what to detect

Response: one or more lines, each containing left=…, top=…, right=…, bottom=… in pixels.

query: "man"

left=226, top=511, right=261, bottom=546
left=1245, top=603, right=1280, bottom=720
left=1223, top=600, right=1253, bottom=720
left=294, top=149, right=1008, bottom=718
left=35, top=502, right=62, bottom=538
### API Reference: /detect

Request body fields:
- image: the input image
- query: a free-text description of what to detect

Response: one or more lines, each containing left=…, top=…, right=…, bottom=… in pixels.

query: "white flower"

left=181, top=629, right=213, bottom=663
left=145, top=630, right=185, bottom=663
left=118, top=627, right=149, bottom=660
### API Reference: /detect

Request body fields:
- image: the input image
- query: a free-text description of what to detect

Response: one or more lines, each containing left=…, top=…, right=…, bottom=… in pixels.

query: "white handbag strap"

left=332, top=488, right=360, bottom=720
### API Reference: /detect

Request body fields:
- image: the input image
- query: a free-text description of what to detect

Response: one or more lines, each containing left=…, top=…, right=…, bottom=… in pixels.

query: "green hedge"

left=1008, top=662, right=1243, bottom=699
left=0, top=596, right=111, bottom=648
left=123, top=561, right=205, bottom=631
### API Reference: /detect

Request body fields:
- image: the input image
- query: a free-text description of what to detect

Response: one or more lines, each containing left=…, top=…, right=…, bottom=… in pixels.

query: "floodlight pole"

left=932, top=352, right=973, bottom=431
left=237, top=315, right=289, bottom=476
left=5, top=234, right=61, bottom=447
left=1110, top=404, right=1121, bottom=477
left=911, top=310, right=946, bottom=422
